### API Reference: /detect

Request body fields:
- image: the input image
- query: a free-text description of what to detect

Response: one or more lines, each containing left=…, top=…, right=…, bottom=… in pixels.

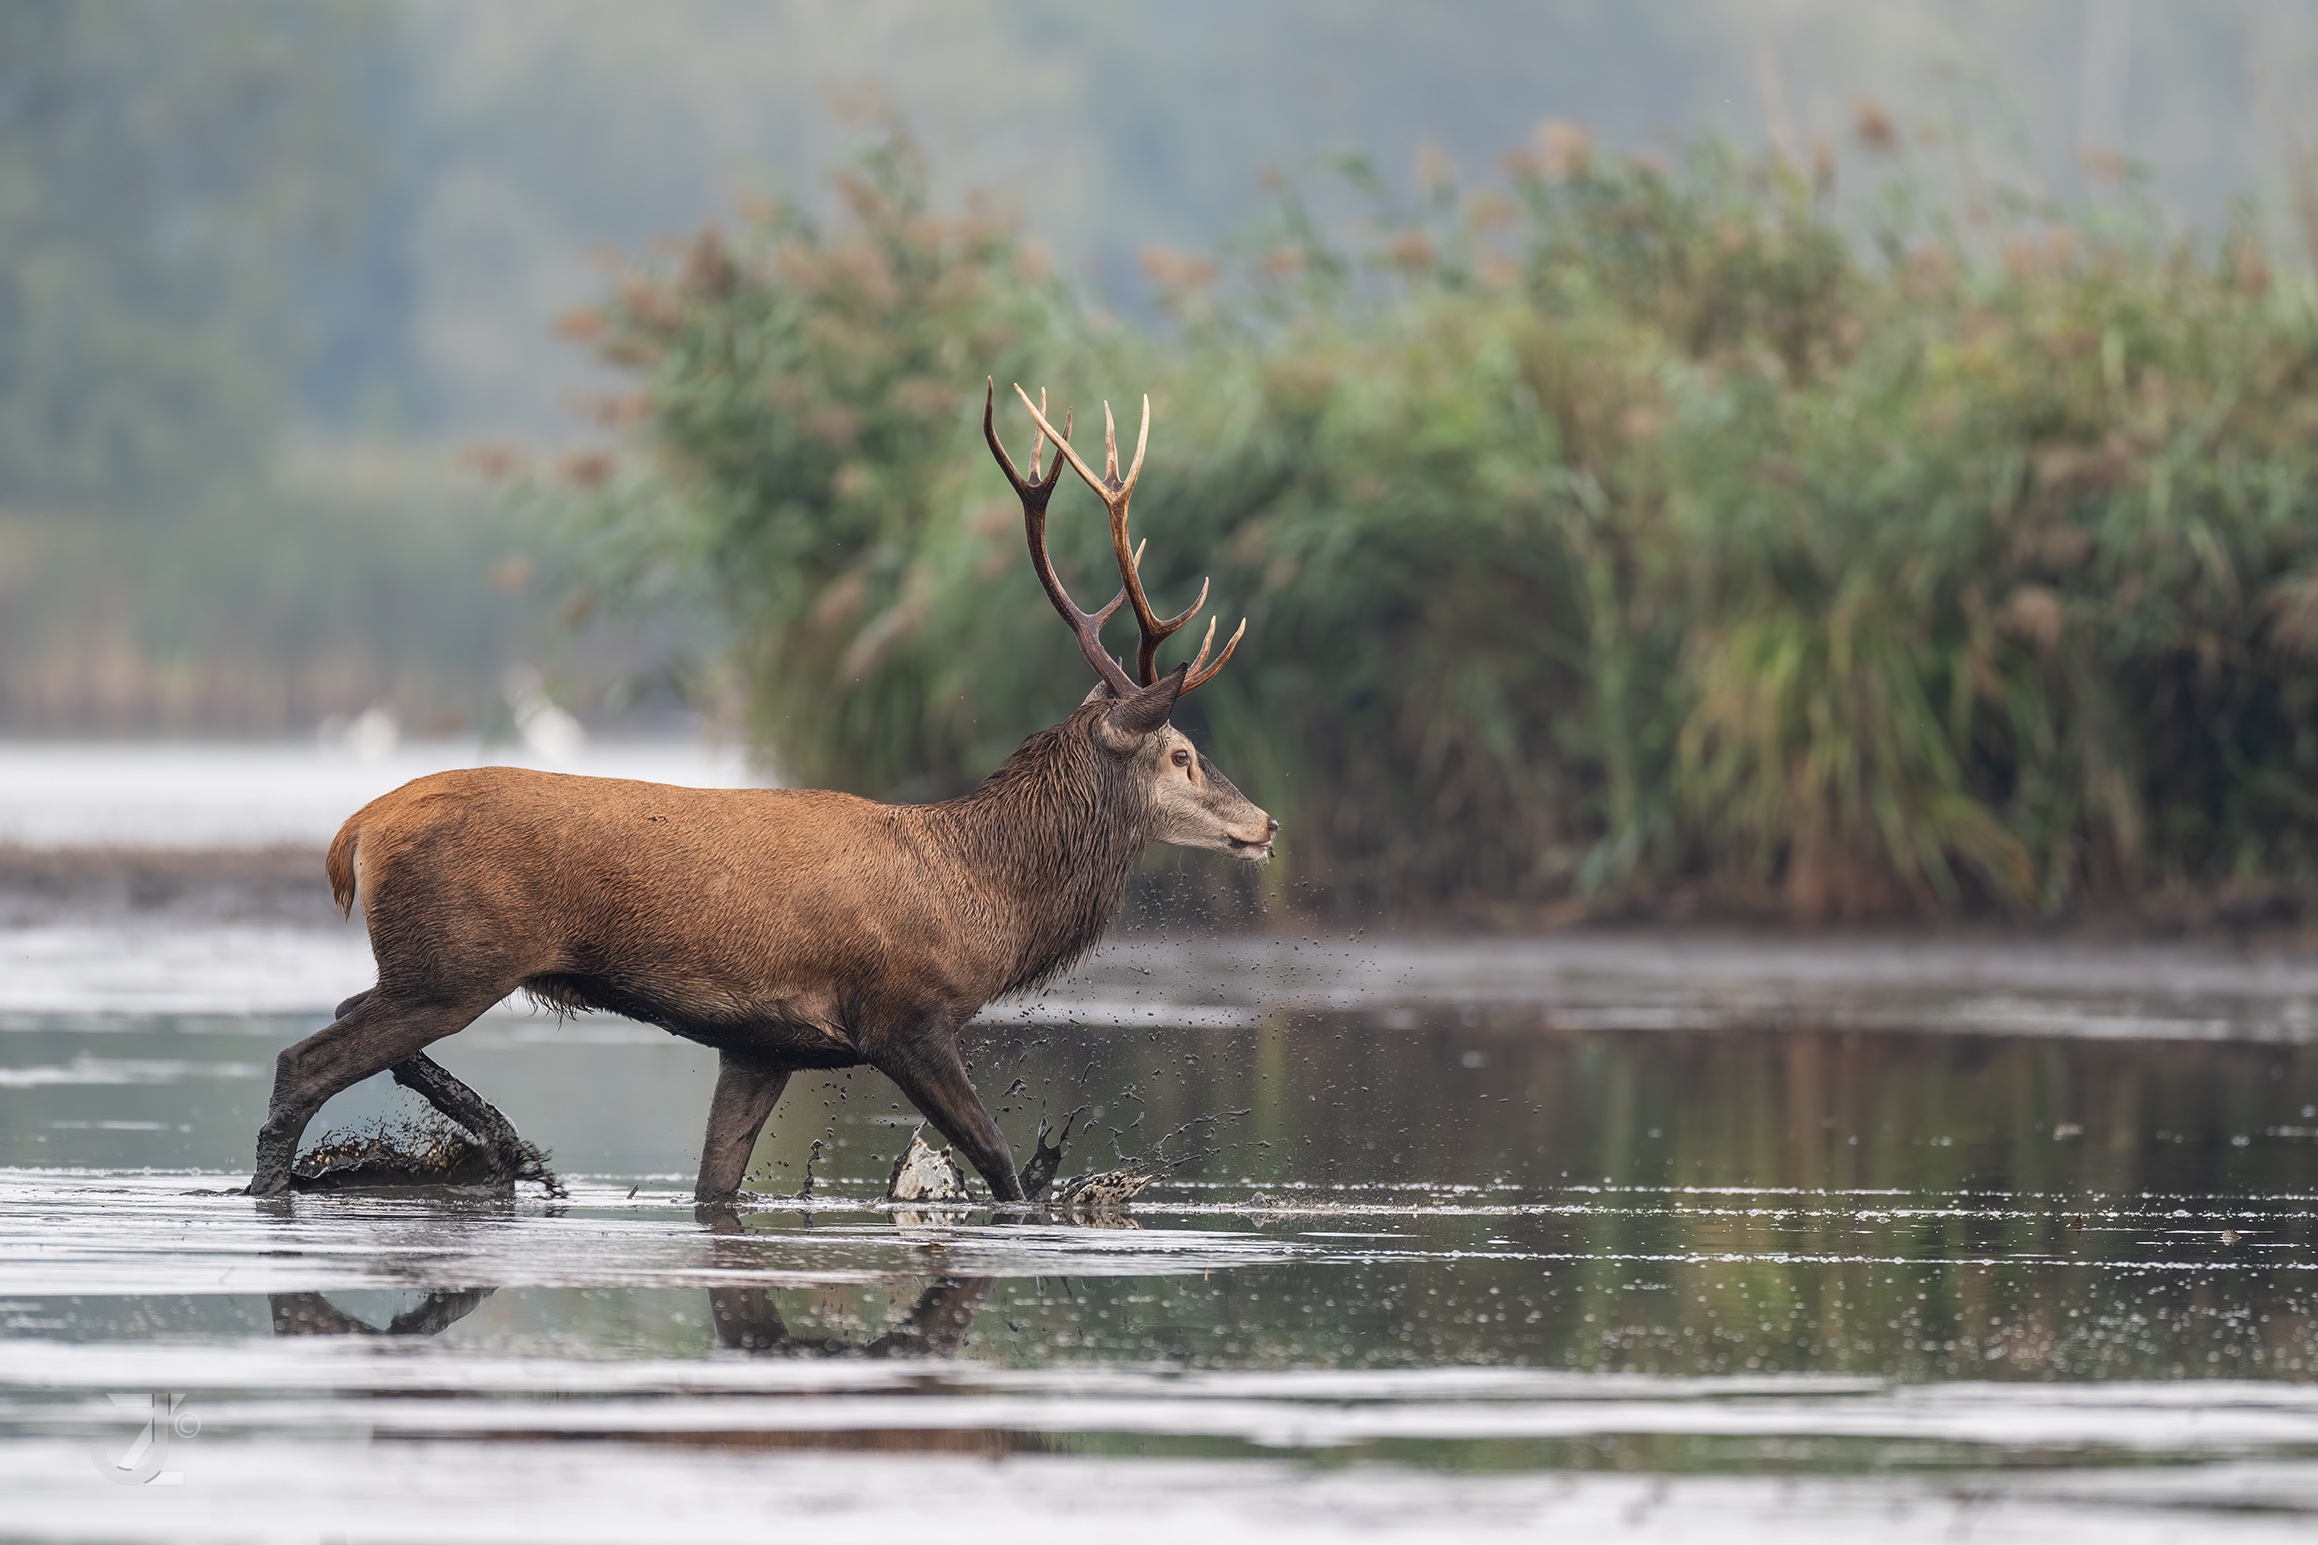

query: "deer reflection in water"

left=703, top=1276, right=992, bottom=1356
left=270, top=1286, right=499, bottom=1338
left=697, top=1204, right=998, bottom=1355
left=268, top=1277, right=994, bottom=1356
left=266, top=1269, right=1012, bottom=1459
left=267, top=1221, right=997, bottom=1361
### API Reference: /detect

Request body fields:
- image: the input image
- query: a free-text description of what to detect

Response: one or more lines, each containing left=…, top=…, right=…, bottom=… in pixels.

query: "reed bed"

left=561, top=119, right=2318, bottom=921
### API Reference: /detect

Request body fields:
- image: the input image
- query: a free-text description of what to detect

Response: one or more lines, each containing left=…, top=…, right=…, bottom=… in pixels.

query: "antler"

left=983, top=380, right=1138, bottom=699
left=1012, top=384, right=1245, bottom=693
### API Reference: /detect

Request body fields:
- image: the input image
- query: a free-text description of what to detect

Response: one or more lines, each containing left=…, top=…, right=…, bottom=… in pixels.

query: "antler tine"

left=983, top=379, right=1055, bottom=496
left=1180, top=616, right=1218, bottom=676
left=986, top=380, right=1137, bottom=698
left=1015, top=384, right=1105, bottom=497
left=1015, top=385, right=1209, bottom=686
left=1099, top=397, right=1150, bottom=494
left=1182, top=617, right=1246, bottom=693
left=1132, top=575, right=1211, bottom=686
left=1125, top=393, right=1149, bottom=496
left=1101, top=393, right=1175, bottom=682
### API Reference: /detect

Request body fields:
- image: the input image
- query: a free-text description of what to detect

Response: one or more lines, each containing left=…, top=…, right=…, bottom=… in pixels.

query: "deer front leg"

left=870, top=1027, right=1025, bottom=1205
left=694, top=1049, right=792, bottom=1204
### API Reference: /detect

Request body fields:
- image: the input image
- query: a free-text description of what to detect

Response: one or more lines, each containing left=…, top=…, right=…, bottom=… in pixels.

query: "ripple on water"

left=8, top=933, right=2318, bottom=1540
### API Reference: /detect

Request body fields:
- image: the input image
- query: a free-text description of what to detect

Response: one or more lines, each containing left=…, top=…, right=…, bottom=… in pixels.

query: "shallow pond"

left=7, top=931, right=2318, bottom=1540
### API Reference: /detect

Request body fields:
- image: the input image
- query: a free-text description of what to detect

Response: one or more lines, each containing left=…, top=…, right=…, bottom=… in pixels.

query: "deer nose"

left=1266, top=817, right=1280, bottom=838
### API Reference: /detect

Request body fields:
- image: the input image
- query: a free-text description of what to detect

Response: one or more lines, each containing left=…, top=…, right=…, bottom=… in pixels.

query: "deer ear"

left=1097, top=666, right=1186, bottom=750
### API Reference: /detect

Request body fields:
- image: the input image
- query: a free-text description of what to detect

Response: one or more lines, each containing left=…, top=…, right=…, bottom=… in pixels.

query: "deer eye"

left=1171, top=748, right=1193, bottom=769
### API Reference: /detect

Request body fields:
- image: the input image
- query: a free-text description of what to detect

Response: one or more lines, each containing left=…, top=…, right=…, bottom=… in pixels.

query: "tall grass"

left=562, top=118, right=2318, bottom=921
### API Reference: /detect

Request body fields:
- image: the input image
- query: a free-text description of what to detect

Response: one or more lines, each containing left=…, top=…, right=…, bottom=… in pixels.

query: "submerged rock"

left=886, top=1128, right=969, bottom=1202
left=885, top=1120, right=1150, bottom=1217
left=1052, top=1167, right=1154, bottom=1215
left=290, top=1117, right=564, bottom=1197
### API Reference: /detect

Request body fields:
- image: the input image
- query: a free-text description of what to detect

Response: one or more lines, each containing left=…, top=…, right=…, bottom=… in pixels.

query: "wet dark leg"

left=694, top=1050, right=792, bottom=1203
left=873, top=1034, right=1023, bottom=1205
left=270, top=1287, right=495, bottom=1338
left=866, top=1277, right=995, bottom=1357
left=250, top=990, right=496, bottom=1195
left=707, top=1285, right=790, bottom=1350
left=391, top=1051, right=525, bottom=1165
left=703, top=1208, right=788, bottom=1344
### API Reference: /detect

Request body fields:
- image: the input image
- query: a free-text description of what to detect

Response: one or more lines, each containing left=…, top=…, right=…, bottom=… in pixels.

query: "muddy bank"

left=1539, top=877, right=2318, bottom=943
left=0, top=846, right=332, bottom=927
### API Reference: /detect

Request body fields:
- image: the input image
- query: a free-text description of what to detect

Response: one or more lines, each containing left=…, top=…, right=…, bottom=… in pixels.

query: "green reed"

left=560, top=118, right=2318, bottom=919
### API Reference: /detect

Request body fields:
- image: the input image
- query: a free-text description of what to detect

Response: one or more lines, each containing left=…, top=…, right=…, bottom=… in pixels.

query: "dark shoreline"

left=4, top=842, right=2316, bottom=952
left=0, top=846, right=334, bottom=927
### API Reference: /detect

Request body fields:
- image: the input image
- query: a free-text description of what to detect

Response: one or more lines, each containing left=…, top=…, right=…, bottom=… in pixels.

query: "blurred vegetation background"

left=10, top=1, right=2318, bottom=921
left=565, top=115, right=2318, bottom=922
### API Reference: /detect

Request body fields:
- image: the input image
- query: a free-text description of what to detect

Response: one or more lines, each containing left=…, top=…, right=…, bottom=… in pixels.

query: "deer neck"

left=922, top=721, right=1147, bottom=996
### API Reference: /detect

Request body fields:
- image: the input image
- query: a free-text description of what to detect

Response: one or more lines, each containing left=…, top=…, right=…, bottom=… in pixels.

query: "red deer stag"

left=248, top=381, right=1275, bottom=1205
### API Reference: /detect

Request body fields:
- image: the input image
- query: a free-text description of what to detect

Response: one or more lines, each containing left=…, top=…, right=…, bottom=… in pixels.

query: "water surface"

left=7, top=934, right=2318, bottom=1540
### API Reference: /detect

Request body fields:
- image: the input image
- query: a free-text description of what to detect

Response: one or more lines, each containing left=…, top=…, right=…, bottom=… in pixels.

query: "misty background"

left=5, top=0, right=2313, bottom=740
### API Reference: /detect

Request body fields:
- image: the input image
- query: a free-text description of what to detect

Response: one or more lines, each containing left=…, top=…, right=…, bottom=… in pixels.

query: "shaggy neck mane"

left=921, top=706, right=1148, bottom=996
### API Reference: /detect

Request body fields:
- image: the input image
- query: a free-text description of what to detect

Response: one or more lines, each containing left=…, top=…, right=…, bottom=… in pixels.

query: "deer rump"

left=249, top=381, right=1274, bottom=1208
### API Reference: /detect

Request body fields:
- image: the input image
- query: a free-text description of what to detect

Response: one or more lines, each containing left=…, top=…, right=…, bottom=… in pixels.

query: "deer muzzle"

left=1227, top=815, right=1281, bottom=860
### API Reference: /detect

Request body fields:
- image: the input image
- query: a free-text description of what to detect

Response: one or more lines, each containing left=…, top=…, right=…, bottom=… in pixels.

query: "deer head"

left=984, top=380, right=1275, bottom=860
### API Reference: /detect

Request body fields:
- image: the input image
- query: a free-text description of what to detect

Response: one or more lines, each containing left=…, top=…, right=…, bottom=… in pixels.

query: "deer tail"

left=326, top=820, right=361, bottom=918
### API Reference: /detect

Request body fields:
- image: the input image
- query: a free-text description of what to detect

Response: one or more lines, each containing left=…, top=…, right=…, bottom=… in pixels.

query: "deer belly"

left=521, top=971, right=858, bottom=1064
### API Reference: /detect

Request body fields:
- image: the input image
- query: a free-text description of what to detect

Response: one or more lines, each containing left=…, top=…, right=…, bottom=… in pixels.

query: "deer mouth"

left=1226, top=833, right=1274, bottom=859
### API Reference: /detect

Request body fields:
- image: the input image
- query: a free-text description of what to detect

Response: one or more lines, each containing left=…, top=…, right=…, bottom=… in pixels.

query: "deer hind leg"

left=249, top=989, right=499, bottom=1196
left=391, top=1051, right=526, bottom=1168
left=694, top=1049, right=792, bottom=1204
